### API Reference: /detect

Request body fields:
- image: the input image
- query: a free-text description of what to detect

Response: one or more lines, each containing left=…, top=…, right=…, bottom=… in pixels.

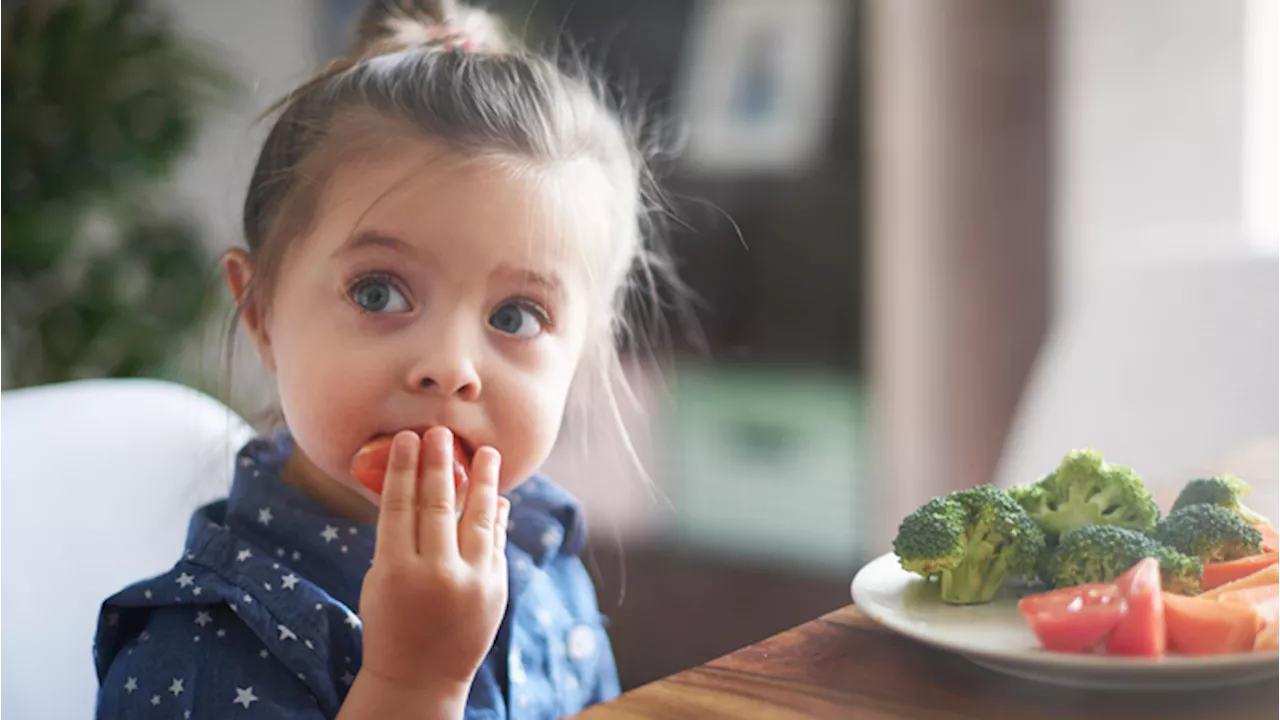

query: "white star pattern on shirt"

left=264, top=583, right=272, bottom=591
left=124, top=677, right=138, bottom=694
left=175, top=573, right=195, bottom=588
left=348, top=526, right=358, bottom=535
left=192, top=587, right=203, bottom=596
left=258, top=507, right=273, bottom=526
left=509, top=646, right=526, bottom=684
left=169, top=678, right=184, bottom=696
left=259, top=649, right=269, bottom=658
left=237, top=549, right=253, bottom=562
left=150, top=694, right=161, bottom=706
left=233, top=687, right=258, bottom=709
left=344, top=613, right=361, bottom=629
left=304, top=639, right=314, bottom=649
left=320, top=525, right=339, bottom=543
left=568, top=625, right=597, bottom=660
left=535, top=607, right=553, bottom=627
left=143, top=589, right=152, bottom=599
left=217, top=628, right=227, bottom=638
left=185, top=711, right=192, bottom=719
left=281, top=573, right=299, bottom=590
left=292, top=550, right=301, bottom=560
left=243, top=594, right=253, bottom=604
left=139, top=631, right=151, bottom=642
left=340, top=545, right=349, bottom=553
left=340, top=671, right=355, bottom=686
left=229, top=603, right=237, bottom=613
left=194, top=611, right=212, bottom=627
left=278, top=624, right=297, bottom=641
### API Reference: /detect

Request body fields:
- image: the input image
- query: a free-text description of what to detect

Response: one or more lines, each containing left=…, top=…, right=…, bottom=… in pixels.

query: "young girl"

left=93, top=1, right=673, bottom=717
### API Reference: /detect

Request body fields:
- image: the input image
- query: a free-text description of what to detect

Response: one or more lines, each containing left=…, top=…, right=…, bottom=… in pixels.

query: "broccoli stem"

left=940, top=558, right=1009, bottom=604
left=939, top=526, right=1009, bottom=604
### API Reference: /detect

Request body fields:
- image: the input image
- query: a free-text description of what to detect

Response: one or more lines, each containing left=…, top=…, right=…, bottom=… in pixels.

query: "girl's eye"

left=349, top=275, right=410, bottom=314
left=488, top=301, right=546, bottom=338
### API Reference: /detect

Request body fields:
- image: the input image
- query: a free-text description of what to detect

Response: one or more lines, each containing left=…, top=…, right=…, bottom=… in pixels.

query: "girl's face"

left=228, top=139, right=600, bottom=514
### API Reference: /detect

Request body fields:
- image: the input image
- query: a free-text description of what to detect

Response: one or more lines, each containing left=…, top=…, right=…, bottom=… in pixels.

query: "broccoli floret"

left=1170, top=474, right=1267, bottom=526
left=893, top=485, right=1046, bottom=605
left=1153, top=504, right=1264, bottom=564
left=1034, top=535, right=1059, bottom=586
left=1011, top=449, right=1159, bottom=539
left=1154, top=545, right=1205, bottom=595
left=1047, top=525, right=1202, bottom=594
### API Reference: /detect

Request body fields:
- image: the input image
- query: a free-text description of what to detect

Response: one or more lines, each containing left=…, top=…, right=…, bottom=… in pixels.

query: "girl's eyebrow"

left=335, top=230, right=419, bottom=258
left=493, top=264, right=562, bottom=295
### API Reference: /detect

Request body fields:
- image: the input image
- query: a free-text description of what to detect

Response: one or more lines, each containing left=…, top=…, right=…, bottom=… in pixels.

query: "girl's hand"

left=355, top=427, right=511, bottom=699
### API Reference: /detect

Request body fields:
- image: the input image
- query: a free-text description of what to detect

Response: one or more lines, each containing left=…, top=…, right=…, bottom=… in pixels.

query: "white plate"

left=850, top=552, right=1279, bottom=691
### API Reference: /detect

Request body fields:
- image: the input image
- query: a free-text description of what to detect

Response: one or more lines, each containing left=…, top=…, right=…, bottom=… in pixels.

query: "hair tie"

left=424, top=25, right=475, bottom=51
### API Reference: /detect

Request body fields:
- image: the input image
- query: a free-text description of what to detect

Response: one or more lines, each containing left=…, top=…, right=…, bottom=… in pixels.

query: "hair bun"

left=353, top=0, right=511, bottom=57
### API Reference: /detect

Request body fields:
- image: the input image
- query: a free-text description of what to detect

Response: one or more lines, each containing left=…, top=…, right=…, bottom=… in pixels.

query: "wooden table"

left=576, top=605, right=1279, bottom=719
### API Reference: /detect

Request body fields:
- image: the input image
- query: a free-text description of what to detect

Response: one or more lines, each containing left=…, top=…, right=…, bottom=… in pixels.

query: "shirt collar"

left=223, top=429, right=376, bottom=609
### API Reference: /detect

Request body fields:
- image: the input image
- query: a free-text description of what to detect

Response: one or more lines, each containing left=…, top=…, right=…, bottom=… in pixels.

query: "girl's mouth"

left=350, top=429, right=473, bottom=497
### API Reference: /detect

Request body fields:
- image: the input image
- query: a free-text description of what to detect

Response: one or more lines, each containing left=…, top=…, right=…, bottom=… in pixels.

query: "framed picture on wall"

left=675, top=0, right=849, bottom=177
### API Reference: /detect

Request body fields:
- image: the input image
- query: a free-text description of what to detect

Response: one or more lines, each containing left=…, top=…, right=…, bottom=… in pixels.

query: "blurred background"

left=3, top=0, right=1277, bottom=694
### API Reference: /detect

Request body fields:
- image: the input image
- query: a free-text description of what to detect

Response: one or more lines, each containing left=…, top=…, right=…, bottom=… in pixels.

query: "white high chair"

left=1, top=379, right=255, bottom=719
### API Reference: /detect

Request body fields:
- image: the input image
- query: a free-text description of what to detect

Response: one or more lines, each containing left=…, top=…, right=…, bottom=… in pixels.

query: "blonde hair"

left=230, top=0, right=687, bottom=475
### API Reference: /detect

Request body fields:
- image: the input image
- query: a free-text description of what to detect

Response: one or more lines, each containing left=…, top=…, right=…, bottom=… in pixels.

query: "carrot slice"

left=1217, top=585, right=1280, bottom=653
left=1199, top=562, right=1279, bottom=600
left=1163, top=592, right=1259, bottom=655
left=1202, top=553, right=1280, bottom=591
left=1255, top=622, right=1278, bottom=651
left=1254, top=522, right=1280, bottom=554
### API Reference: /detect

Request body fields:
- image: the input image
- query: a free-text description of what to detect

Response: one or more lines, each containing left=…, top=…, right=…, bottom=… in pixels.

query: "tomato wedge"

left=350, top=432, right=470, bottom=496
left=1106, top=558, right=1166, bottom=657
left=1018, top=583, right=1128, bottom=653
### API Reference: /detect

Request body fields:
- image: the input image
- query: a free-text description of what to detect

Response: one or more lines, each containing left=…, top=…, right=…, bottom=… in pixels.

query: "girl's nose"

left=409, top=354, right=482, bottom=401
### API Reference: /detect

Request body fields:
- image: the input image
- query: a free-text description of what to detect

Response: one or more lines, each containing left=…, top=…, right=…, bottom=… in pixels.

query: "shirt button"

left=567, top=625, right=596, bottom=661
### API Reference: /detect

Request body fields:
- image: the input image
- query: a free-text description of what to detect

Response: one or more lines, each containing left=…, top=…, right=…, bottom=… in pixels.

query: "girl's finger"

left=416, top=427, right=460, bottom=558
left=458, top=447, right=501, bottom=564
left=493, top=496, right=511, bottom=554
left=372, top=431, right=421, bottom=564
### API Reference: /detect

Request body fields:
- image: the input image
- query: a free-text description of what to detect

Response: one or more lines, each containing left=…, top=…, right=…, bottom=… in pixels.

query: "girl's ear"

left=222, top=249, right=277, bottom=372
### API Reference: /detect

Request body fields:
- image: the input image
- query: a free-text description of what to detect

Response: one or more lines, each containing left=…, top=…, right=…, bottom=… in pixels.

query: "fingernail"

left=430, top=427, right=452, bottom=454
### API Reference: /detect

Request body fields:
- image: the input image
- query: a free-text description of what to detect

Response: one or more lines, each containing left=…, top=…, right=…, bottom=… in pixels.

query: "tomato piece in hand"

left=1018, top=583, right=1128, bottom=653
left=1106, top=557, right=1167, bottom=657
left=351, top=436, right=396, bottom=493
left=351, top=432, right=470, bottom=496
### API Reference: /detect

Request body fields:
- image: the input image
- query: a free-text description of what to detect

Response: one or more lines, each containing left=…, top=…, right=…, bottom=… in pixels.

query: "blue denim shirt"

left=93, top=431, right=620, bottom=719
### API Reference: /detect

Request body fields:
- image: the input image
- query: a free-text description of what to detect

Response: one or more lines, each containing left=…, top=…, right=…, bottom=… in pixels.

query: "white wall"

left=997, top=0, right=1279, bottom=517
left=1053, top=0, right=1274, bottom=305
left=166, top=0, right=316, bottom=253
left=164, top=0, right=317, bottom=414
